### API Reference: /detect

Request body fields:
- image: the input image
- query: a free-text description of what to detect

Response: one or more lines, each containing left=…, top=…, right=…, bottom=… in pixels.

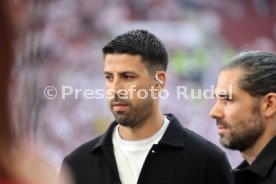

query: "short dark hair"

left=102, top=29, right=168, bottom=73
left=223, top=51, right=276, bottom=97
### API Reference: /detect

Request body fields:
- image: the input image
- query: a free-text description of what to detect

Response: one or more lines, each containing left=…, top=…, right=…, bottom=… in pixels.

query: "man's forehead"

left=214, top=69, right=245, bottom=97
left=216, top=69, right=243, bottom=87
left=104, top=54, right=149, bottom=74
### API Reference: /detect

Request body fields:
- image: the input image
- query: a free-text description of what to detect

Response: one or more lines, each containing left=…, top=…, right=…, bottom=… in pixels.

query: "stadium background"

left=10, top=0, right=276, bottom=170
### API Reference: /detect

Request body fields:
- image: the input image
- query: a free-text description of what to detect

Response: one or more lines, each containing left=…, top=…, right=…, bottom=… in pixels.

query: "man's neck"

left=118, top=110, right=164, bottom=140
left=242, top=131, right=276, bottom=165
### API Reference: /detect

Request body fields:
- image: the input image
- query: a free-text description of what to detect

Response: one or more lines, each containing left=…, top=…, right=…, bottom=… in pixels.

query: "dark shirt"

left=233, top=136, right=276, bottom=184
left=62, top=114, right=234, bottom=184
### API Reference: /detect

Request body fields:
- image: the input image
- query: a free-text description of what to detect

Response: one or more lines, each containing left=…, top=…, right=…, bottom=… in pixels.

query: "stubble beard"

left=219, top=105, right=265, bottom=152
left=111, top=96, right=154, bottom=128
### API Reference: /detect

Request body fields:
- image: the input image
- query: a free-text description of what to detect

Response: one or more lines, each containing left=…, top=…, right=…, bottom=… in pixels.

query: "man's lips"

left=112, top=102, right=128, bottom=106
left=112, top=102, right=129, bottom=111
left=217, top=124, right=228, bottom=134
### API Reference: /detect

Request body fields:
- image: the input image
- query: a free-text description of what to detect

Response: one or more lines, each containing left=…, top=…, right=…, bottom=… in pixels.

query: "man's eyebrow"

left=104, top=71, right=138, bottom=75
left=104, top=71, right=112, bottom=75
left=119, top=71, right=137, bottom=75
left=213, top=91, right=228, bottom=97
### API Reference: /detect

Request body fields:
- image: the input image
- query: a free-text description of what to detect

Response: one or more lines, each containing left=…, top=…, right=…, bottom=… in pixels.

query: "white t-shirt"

left=112, top=115, right=170, bottom=184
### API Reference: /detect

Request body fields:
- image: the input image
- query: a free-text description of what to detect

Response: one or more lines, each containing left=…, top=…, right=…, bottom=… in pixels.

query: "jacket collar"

left=90, top=113, right=185, bottom=152
left=235, top=136, right=276, bottom=177
left=90, top=121, right=117, bottom=152
left=158, top=114, right=185, bottom=147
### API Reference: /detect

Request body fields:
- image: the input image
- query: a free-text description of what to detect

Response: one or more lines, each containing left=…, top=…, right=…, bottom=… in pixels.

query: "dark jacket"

left=62, top=114, right=234, bottom=184
left=233, top=136, right=276, bottom=184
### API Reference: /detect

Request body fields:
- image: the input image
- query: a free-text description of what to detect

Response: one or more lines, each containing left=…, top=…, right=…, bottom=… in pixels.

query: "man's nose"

left=110, top=77, right=122, bottom=91
left=209, top=101, right=224, bottom=120
left=109, top=78, right=127, bottom=97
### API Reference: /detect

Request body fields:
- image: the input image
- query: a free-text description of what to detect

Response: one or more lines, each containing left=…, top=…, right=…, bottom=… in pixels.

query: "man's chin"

left=115, top=116, right=137, bottom=128
left=220, top=137, right=231, bottom=148
left=114, top=114, right=127, bottom=124
left=220, top=138, right=241, bottom=151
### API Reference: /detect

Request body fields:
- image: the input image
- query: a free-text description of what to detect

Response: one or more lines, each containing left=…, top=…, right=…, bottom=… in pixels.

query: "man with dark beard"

left=210, top=51, right=276, bottom=184
left=61, top=29, right=234, bottom=184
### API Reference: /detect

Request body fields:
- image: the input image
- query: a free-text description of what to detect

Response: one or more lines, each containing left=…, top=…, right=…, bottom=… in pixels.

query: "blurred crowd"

left=10, top=0, right=276, bottom=169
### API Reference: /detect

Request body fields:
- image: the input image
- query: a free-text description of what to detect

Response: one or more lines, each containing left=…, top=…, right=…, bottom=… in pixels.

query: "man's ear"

left=261, top=93, right=276, bottom=118
left=154, top=71, right=166, bottom=89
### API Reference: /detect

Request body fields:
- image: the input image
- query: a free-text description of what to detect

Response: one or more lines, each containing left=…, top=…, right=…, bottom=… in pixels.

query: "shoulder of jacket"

left=182, top=127, right=224, bottom=155
left=65, top=134, right=104, bottom=159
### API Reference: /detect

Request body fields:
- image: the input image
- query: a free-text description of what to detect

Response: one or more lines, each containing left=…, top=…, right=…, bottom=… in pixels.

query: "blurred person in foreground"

left=61, top=29, right=234, bottom=184
left=210, top=51, right=276, bottom=184
left=0, top=1, right=71, bottom=184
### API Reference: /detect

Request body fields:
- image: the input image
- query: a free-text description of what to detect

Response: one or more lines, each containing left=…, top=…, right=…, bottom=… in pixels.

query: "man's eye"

left=123, top=75, right=134, bottom=80
left=105, top=75, right=113, bottom=81
left=221, top=96, right=233, bottom=101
